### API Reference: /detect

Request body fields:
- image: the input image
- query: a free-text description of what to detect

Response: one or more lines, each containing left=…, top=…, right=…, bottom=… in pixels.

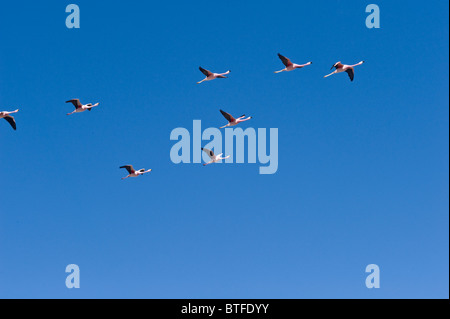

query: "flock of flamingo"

left=1, top=53, right=365, bottom=179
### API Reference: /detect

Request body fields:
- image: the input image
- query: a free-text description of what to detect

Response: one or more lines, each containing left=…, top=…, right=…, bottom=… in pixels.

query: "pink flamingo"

left=66, top=99, right=100, bottom=115
left=274, top=53, right=312, bottom=73
left=202, top=148, right=230, bottom=166
left=120, top=165, right=152, bottom=180
left=0, top=109, right=19, bottom=130
left=324, top=61, right=365, bottom=81
left=197, top=67, right=230, bottom=84
left=219, top=110, right=252, bottom=129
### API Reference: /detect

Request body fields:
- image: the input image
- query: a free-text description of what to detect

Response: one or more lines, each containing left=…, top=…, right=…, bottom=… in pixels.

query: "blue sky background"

left=0, top=0, right=448, bottom=298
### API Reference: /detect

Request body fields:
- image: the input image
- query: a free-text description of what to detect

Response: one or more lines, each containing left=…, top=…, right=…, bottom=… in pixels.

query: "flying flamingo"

left=274, top=53, right=312, bottom=73
left=202, top=148, right=230, bottom=166
left=66, top=99, right=100, bottom=115
left=324, top=61, right=365, bottom=81
left=219, top=109, right=252, bottom=129
left=197, top=67, right=230, bottom=84
left=0, top=109, right=19, bottom=130
left=120, top=165, right=152, bottom=180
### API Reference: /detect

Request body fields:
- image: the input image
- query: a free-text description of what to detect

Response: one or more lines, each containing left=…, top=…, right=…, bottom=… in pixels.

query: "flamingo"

left=66, top=99, right=99, bottom=115
left=274, top=53, right=312, bottom=73
left=120, top=165, right=152, bottom=180
left=324, top=61, right=365, bottom=81
left=219, top=110, right=252, bottom=129
left=197, top=67, right=230, bottom=84
left=202, top=148, right=230, bottom=166
left=0, top=109, right=19, bottom=130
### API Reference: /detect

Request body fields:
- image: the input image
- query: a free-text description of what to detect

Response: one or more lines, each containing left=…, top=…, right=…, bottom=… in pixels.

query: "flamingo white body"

left=66, top=99, right=100, bottom=115
left=274, top=53, right=312, bottom=73
left=0, top=109, right=19, bottom=130
left=324, top=61, right=365, bottom=81
left=219, top=109, right=252, bottom=129
left=197, top=67, right=230, bottom=84
left=202, top=148, right=230, bottom=166
left=120, top=165, right=152, bottom=180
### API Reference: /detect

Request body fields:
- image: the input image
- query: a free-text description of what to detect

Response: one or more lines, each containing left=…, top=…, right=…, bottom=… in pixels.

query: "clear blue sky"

left=0, top=0, right=448, bottom=299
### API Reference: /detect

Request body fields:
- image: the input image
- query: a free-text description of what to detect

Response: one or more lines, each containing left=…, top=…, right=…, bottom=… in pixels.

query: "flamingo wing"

left=120, top=165, right=135, bottom=174
left=66, top=99, right=82, bottom=109
left=3, top=116, right=16, bottom=130
left=278, top=53, right=293, bottom=67
left=220, top=109, right=235, bottom=122
left=199, top=67, right=213, bottom=77
left=345, top=68, right=355, bottom=81
left=201, top=148, right=215, bottom=159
